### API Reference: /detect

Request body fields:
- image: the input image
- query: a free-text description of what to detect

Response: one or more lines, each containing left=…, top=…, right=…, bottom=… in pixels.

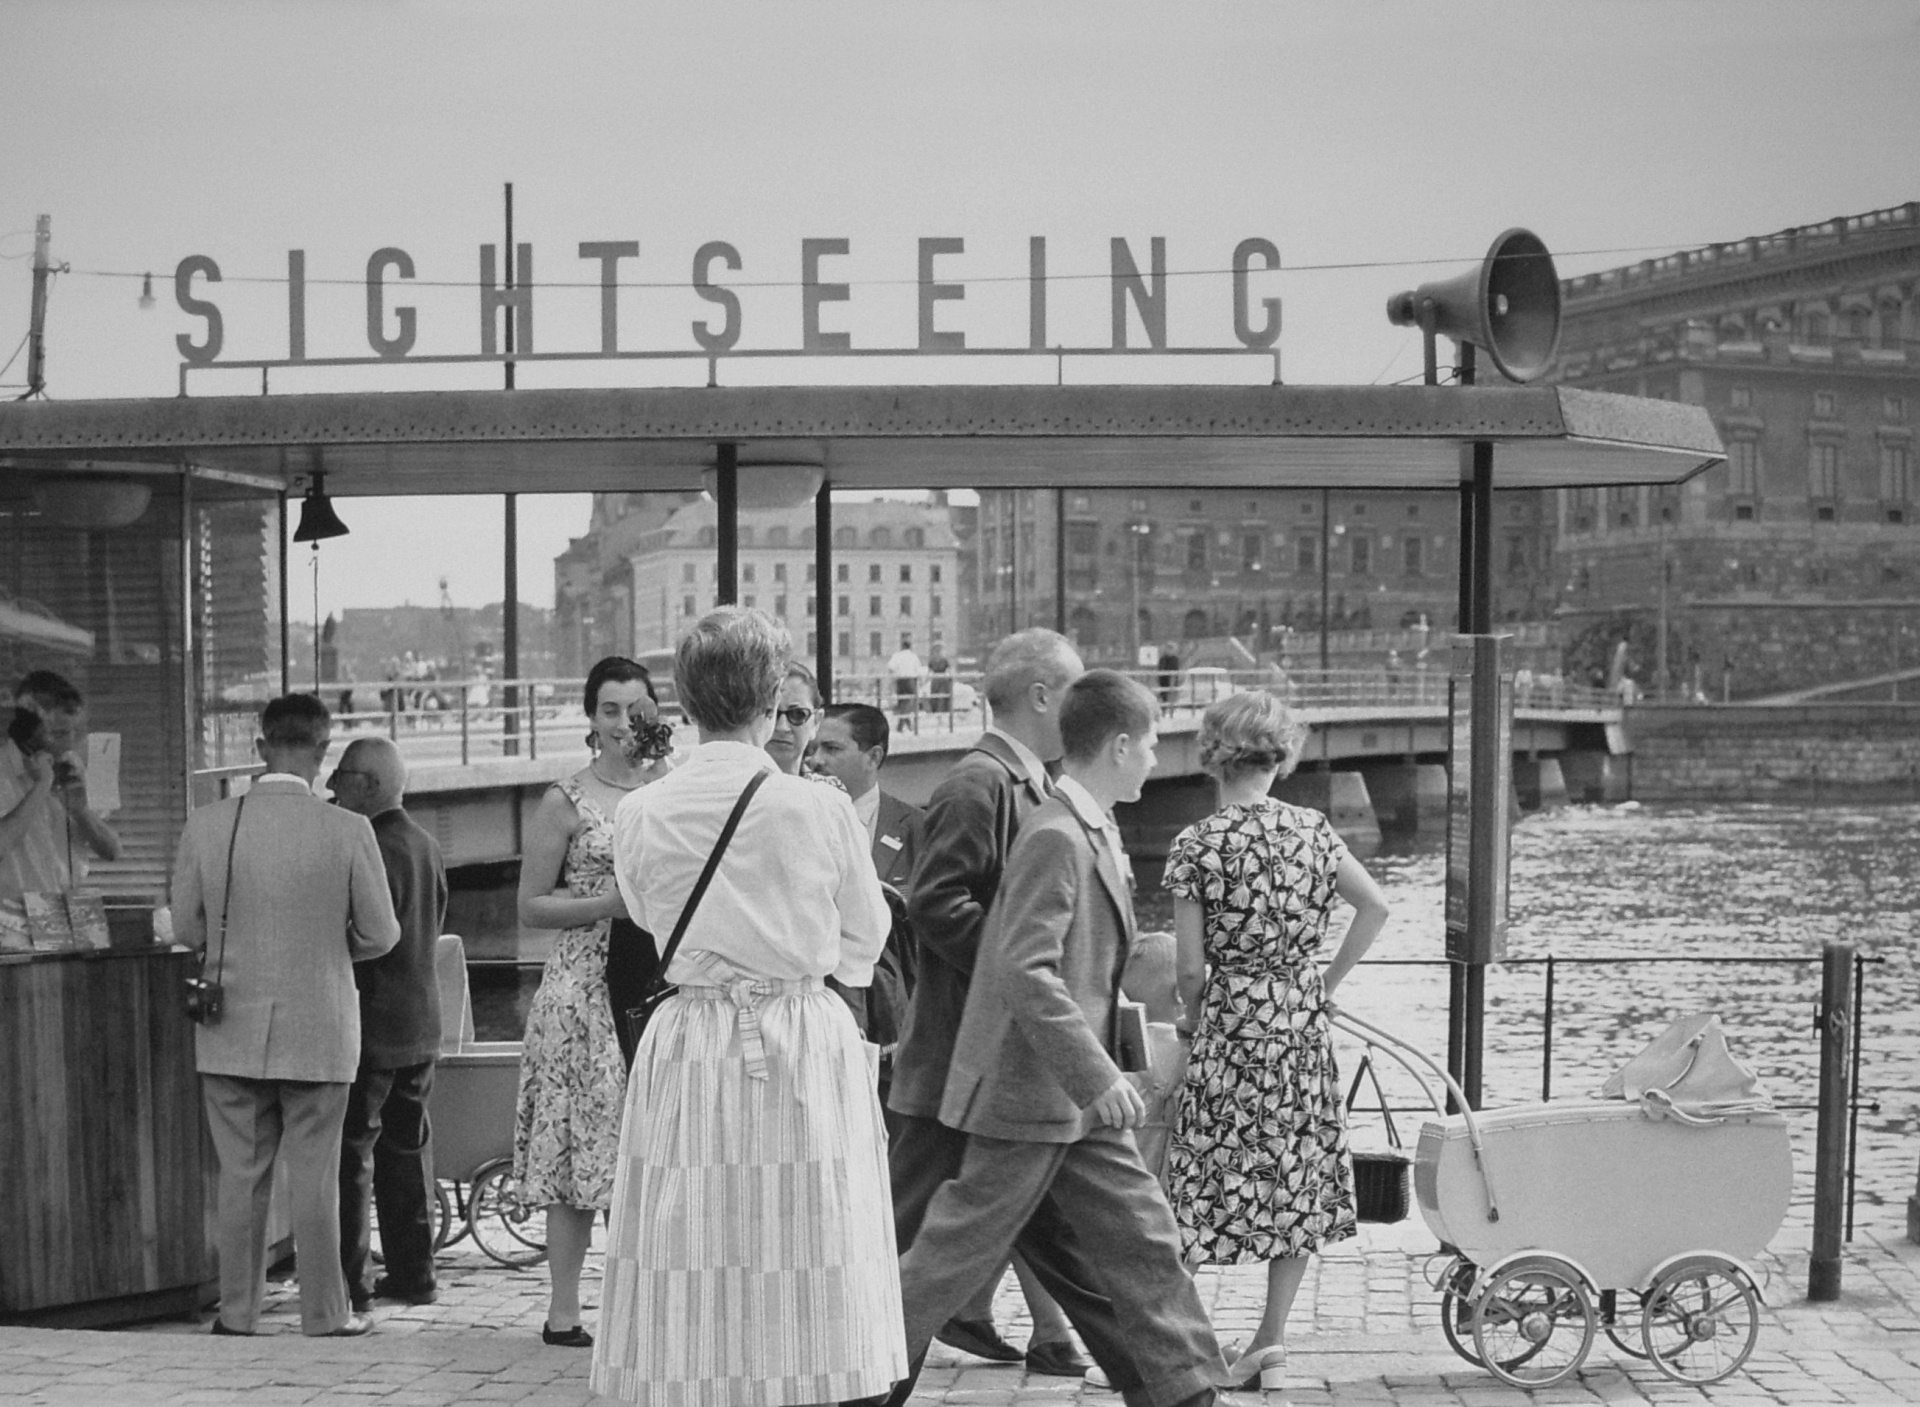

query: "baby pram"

left=1335, top=1009, right=1791, bottom=1388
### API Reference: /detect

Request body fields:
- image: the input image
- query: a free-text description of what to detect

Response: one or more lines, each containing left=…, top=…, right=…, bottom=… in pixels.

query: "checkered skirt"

left=590, top=971, right=906, bottom=1407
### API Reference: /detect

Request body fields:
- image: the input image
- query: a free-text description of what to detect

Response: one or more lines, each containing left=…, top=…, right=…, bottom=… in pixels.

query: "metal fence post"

left=1809, top=939, right=1855, bottom=1301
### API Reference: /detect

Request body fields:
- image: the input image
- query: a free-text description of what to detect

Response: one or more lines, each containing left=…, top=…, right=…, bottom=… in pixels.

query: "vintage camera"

left=7, top=707, right=47, bottom=754
left=623, top=710, right=676, bottom=763
left=184, top=974, right=224, bottom=1025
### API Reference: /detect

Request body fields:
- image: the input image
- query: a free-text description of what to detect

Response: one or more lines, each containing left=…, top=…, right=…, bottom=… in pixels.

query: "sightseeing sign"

left=169, top=235, right=1284, bottom=376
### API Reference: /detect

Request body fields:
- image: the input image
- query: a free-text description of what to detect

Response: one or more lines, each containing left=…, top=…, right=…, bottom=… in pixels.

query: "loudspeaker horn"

left=1386, top=228, right=1562, bottom=383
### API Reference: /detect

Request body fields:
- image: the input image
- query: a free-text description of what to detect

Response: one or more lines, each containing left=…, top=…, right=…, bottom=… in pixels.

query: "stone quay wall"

left=1626, top=703, right=1920, bottom=801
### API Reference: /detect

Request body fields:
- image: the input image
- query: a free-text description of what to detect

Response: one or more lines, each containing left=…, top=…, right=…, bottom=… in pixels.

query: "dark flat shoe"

left=543, top=1323, right=593, bottom=1348
left=1025, top=1339, right=1093, bottom=1377
left=937, top=1315, right=1023, bottom=1363
left=372, top=1275, right=438, bottom=1305
left=209, top=1319, right=254, bottom=1337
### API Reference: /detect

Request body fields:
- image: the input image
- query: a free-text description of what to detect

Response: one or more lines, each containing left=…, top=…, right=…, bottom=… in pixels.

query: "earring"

left=585, top=731, right=600, bottom=753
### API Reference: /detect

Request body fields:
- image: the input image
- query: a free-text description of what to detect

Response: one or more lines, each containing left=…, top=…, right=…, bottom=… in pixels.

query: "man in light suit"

left=884, top=670, right=1224, bottom=1407
left=171, top=693, right=400, bottom=1338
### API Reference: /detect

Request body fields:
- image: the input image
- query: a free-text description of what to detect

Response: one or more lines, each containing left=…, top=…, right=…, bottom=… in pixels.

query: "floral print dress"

left=511, top=778, right=628, bottom=1209
left=1163, top=797, right=1358, bottom=1263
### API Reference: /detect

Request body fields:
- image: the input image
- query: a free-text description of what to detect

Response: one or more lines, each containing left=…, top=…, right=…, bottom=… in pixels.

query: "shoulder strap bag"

left=613, top=769, right=767, bottom=1067
left=186, top=792, right=248, bottom=1025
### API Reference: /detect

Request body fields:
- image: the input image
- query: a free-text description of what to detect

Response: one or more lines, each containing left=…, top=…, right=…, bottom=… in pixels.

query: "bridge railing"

left=200, top=666, right=1616, bottom=772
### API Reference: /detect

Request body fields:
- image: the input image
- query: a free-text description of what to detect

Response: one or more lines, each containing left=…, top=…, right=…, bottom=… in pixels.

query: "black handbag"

left=1345, top=1047, right=1412, bottom=1224
left=607, top=770, right=766, bottom=1068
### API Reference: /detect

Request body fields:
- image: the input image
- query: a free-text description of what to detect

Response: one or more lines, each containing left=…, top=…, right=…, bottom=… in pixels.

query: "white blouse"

left=612, top=740, right=889, bottom=987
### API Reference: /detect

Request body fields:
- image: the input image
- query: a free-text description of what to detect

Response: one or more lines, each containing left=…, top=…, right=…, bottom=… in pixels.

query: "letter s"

left=174, top=256, right=223, bottom=364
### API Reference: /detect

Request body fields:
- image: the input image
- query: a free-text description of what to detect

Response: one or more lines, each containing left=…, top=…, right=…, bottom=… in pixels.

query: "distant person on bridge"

left=1160, top=690, right=1390, bottom=1395
left=887, top=638, right=924, bottom=734
left=888, top=628, right=1102, bottom=1379
left=328, top=734, right=448, bottom=1314
left=510, top=656, right=673, bottom=1349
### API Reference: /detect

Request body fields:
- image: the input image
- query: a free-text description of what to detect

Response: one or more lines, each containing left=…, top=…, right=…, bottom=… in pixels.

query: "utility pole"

left=22, top=214, right=58, bottom=399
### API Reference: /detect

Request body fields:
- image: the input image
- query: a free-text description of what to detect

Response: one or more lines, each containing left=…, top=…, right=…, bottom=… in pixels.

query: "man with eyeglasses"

left=328, top=735, right=448, bottom=1314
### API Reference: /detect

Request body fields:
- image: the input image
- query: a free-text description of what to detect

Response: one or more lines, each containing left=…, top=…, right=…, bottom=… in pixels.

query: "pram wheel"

left=468, top=1159, right=548, bottom=1268
left=1640, top=1255, right=1759, bottom=1385
left=432, top=1180, right=456, bottom=1252
left=1600, top=1289, right=1650, bottom=1359
left=1469, top=1254, right=1596, bottom=1388
left=1435, top=1257, right=1486, bottom=1367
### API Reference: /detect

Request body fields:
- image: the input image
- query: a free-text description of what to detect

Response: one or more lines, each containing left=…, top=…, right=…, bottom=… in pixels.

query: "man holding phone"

left=0, top=669, right=120, bottom=899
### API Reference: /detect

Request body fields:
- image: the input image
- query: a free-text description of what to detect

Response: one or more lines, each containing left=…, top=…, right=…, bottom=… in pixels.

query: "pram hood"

left=1600, top=1012, right=1774, bottom=1124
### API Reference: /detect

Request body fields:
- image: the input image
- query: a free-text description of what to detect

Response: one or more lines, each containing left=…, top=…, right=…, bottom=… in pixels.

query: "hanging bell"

left=292, top=472, right=350, bottom=542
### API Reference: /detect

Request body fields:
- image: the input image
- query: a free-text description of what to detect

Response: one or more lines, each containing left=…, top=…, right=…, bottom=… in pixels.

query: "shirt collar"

left=851, top=783, right=881, bottom=834
left=1052, top=775, right=1110, bottom=834
left=254, top=772, right=311, bottom=792
left=692, top=739, right=779, bottom=770
left=984, top=726, right=1048, bottom=788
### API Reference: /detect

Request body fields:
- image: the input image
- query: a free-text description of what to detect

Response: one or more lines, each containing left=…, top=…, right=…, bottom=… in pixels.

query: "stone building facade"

left=1547, top=202, right=1920, bottom=699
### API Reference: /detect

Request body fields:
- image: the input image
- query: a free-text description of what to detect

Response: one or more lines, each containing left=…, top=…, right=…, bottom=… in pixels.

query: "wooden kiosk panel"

left=0, top=949, right=209, bottom=1321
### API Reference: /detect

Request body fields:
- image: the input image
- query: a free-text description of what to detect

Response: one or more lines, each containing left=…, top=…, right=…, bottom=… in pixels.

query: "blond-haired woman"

left=1162, top=690, right=1390, bottom=1394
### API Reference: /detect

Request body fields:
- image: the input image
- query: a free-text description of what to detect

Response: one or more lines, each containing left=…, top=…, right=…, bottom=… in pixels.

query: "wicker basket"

left=1348, top=1050, right=1411, bottom=1224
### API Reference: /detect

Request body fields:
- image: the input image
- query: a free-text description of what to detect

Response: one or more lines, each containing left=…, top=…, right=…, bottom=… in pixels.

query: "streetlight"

left=1127, top=521, right=1152, bottom=667
left=1317, top=488, right=1345, bottom=675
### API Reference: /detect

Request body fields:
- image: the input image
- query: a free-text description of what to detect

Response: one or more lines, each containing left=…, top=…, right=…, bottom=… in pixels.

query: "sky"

left=3, top=0, right=1918, bottom=617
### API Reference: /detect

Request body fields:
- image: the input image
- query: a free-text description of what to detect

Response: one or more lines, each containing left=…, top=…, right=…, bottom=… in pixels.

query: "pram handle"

left=1331, top=1007, right=1502, bottom=1224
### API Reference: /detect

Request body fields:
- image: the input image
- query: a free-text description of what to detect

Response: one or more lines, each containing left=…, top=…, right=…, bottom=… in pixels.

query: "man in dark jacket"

left=329, top=735, right=448, bottom=1310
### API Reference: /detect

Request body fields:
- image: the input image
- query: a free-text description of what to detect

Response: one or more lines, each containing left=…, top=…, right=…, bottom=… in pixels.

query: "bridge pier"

left=1559, top=749, right=1630, bottom=803
left=1274, top=768, right=1382, bottom=853
left=1115, top=775, right=1217, bottom=863
left=1514, top=756, right=1570, bottom=811
left=1365, top=761, right=1448, bottom=835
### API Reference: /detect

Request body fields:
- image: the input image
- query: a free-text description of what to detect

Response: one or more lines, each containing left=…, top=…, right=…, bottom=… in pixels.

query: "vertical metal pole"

left=503, top=184, right=515, bottom=391
left=716, top=443, right=739, bottom=604
left=815, top=482, right=833, bottom=697
left=23, top=214, right=51, bottom=398
left=277, top=494, right=291, bottom=696
left=1846, top=951, right=1866, bottom=1240
left=502, top=494, right=519, bottom=756
left=1318, top=487, right=1331, bottom=673
left=1541, top=954, right=1555, bottom=1102
left=1810, top=939, right=1856, bottom=1300
left=1054, top=488, right=1067, bottom=635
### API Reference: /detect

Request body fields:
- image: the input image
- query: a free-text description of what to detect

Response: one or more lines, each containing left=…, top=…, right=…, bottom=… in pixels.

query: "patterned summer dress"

left=511, top=777, right=628, bottom=1210
left=1163, top=798, right=1358, bottom=1263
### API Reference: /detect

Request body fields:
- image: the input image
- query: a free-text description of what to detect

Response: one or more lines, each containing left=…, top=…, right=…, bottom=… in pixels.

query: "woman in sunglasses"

left=763, top=660, right=823, bottom=776
left=511, top=656, right=675, bottom=1348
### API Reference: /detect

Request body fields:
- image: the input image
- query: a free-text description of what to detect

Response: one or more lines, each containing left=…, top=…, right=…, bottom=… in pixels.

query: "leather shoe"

left=371, top=1275, right=437, bottom=1305
left=208, top=1319, right=254, bottom=1337
left=1024, top=1339, right=1093, bottom=1377
left=543, top=1323, right=593, bottom=1348
left=321, top=1314, right=375, bottom=1337
left=935, top=1316, right=1023, bottom=1363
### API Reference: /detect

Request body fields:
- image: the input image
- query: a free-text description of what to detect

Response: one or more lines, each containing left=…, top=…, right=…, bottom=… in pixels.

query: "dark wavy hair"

left=583, top=656, right=658, bottom=715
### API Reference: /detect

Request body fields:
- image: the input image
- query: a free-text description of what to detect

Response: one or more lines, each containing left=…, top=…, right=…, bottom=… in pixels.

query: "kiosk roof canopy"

left=0, top=383, right=1721, bottom=497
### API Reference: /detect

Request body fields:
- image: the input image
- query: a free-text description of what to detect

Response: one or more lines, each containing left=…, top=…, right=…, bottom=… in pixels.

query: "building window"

left=682, top=595, right=696, bottom=616
left=806, top=563, right=816, bottom=583
left=1188, top=498, right=1204, bottom=513
left=773, top=563, right=787, bottom=583
left=837, top=595, right=850, bottom=617
left=681, top=563, right=696, bottom=583
left=1129, top=496, right=1147, bottom=513
left=930, top=594, right=942, bottom=616
left=768, top=526, right=788, bottom=548
left=834, top=525, right=857, bottom=549
left=1349, top=534, right=1371, bottom=576
left=869, top=595, right=882, bottom=617
left=904, top=527, right=925, bottom=549
left=899, top=596, right=912, bottom=616
left=742, top=595, right=755, bottom=609
left=1186, top=532, right=1208, bottom=571
left=697, top=526, right=716, bottom=547
left=1809, top=441, right=1841, bottom=502
left=931, top=564, right=942, bottom=584
left=870, top=528, right=892, bottom=549
left=1242, top=532, right=1264, bottom=573
left=869, top=632, right=883, bottom=657
left=897, top=563, right=912, bottom=583
left=837, top=631, right=852, bottom=657
left=774, top=594, right=787, bottom=617
left=805, top=630, right=816, bottom=654
left=1887, top=395, right=1908, bottom=422
left=737, top=527, right=755, bottom=548
left=837, top=563, right=850, bottom=583
left=1403, top=535, right=1424, bottom=577
left=1813, top=390, right=1836, bottom=419
left=1296, top=537, right=1317, bottom=573
left=1728, top=439, right=1760, bottom=497
left=1734, top=504, right=1755, bottom=521
left=805, top=597, right=815, bottom=617
left=742, top=564, right=756, bottom=584
left=1730, top=386, right=1752, bottom=409
left=1505, top=536, right=1527, bottom=575
left=1882, top=443, right=1912, bottom=506
left=868, top=562, right=882, bottom=583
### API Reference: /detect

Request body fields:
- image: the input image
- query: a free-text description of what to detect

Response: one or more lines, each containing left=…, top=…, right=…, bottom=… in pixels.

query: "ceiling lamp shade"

left=31, top=475, right=153, bottom=530
left=701, top=462, right=824, bottom=512
left=292, top=472, right=349, bottom=542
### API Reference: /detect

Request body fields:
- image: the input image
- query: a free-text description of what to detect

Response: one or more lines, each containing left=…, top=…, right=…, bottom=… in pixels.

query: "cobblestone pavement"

left=5, top=1214, right=1918, bottom=1406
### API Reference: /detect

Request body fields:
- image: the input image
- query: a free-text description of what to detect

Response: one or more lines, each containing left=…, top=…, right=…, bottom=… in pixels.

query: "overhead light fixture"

left=31, top=475, right=153, bottom=530
left=701, top=461, right=824, bottom=512
left=137, top=273, right=155, bottom=311
left=292, top=472, right=350, bottom=542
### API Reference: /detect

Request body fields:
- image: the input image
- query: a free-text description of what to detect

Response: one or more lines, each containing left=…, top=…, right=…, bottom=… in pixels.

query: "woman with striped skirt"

left=593, top=607, right=905, bottom=1407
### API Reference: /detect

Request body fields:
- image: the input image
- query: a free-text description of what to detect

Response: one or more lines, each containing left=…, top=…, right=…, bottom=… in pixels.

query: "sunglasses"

left=774, top=705, right=817, bottom=728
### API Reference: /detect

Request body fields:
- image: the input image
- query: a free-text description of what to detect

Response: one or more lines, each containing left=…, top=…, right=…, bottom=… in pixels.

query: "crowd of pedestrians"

left=164, top=611, right=1388, bottom=1407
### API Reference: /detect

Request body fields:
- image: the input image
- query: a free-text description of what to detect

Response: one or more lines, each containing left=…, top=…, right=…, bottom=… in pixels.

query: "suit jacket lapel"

left=975, top=732, right=1049, bottom=808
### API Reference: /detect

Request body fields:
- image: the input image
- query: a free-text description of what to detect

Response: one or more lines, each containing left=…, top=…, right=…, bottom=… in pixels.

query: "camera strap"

left=208, top=791, right=249, bottom=991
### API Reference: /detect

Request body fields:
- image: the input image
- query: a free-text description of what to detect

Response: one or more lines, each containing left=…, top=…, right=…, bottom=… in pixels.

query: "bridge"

left=223, top=668, right=1624, bottom=886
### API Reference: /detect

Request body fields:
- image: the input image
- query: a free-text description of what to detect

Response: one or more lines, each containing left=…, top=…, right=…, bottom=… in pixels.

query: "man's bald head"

left=330, top=735, right=407, bottom=816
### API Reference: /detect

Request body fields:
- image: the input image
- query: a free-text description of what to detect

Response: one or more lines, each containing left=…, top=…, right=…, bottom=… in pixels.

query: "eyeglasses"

left=774, top=705, right=817, bottom=728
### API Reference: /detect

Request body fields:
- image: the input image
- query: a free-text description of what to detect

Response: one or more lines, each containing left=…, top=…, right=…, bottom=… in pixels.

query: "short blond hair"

left=676, top=607, right=789, bottom=732
left=1196, top=690, right=1303, bottom=782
